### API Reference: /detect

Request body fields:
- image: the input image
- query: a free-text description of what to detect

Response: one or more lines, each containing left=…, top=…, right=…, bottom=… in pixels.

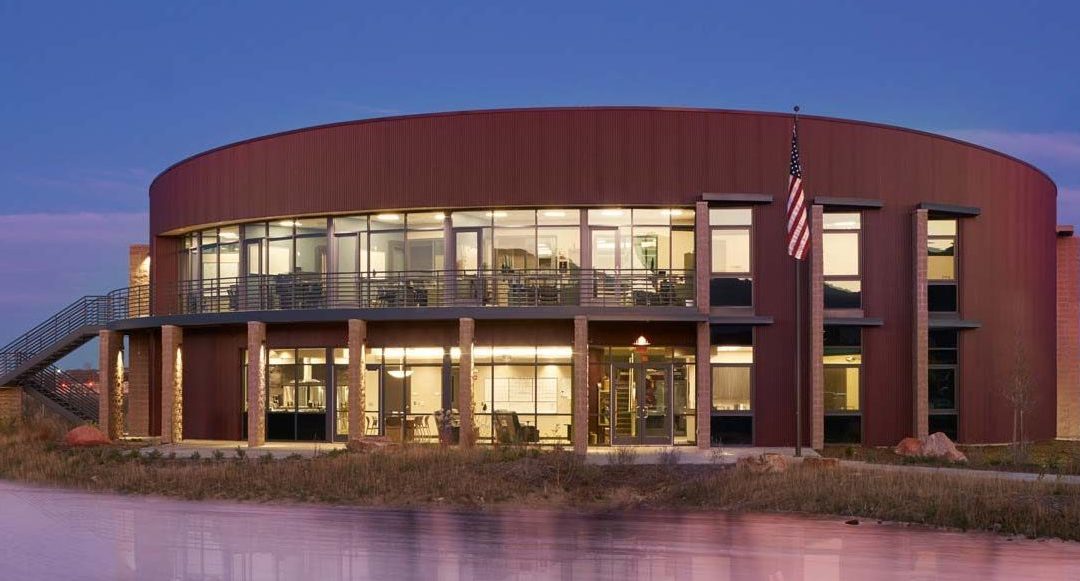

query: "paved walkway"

left=838, top=459, right=1080, bottom=485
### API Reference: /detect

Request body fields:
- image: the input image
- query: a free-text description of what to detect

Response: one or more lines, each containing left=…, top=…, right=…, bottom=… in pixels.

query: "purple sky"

left=1, top=1, right=1076, bottom=368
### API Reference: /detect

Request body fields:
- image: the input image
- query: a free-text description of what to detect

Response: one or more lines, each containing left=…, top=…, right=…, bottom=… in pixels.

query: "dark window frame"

left=709, top=208, right=753, bottom=308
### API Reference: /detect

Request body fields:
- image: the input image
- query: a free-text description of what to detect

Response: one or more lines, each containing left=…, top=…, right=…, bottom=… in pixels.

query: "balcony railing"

left=110, top=269, right=695, bottom=318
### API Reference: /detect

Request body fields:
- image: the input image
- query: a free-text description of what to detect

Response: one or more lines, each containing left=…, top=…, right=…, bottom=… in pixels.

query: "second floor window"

left=822, top=213, right=861, bottom=309
left=928, top=219, right=958, bottom=313
left=710, top=208, right=752, bottom=307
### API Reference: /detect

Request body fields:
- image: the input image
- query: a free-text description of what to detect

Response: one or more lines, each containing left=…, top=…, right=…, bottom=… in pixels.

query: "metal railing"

left=0, top=295, right=111, bottom=382
left=23, top=365, right=99, bottom=421
left=144, top=269, right=695, bottom=315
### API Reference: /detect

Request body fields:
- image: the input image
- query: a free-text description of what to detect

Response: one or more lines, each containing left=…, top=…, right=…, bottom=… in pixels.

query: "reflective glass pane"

left=451, top=211, right=490, bottom=228
left=219, top=242, right=240, bottom=279
left=823, top=232, right=859, bottom=276
left=333, top=216, right=366, bottom=234
left=295, top=236, right=327, bottom=273
left=537, top=227, right=580, bottom=270
left=928, top=239, right=956, bottom=280
left=823, top=213, right=861, bottom=231
left=929, top=368, right=956, bottom=410
left=591, top=230, right=617, bottom=270
left=928, top=219, right=957, bottom=236
left=667, top=208, right=695, bottom=227
left=406, top=230, right=444, bottom=271
left=491, top=210, right=535, bottom=227
left=537, top=209, right=579, bottom=226
left=824, top=366, right=860, bottom=411
left=631, top=226, right=670, bottom=270
left=494, top=228, right=536, bottom=270
left=712, top=366, right=751, bottom=411
left=671, top=229, right=695, bottom=272
left=709, top=208, right=751, bottom=226
left=632, top=208, right=671, bottom=225
left=588, top=208, right=631, bottom=226
left=295, top=218, right=327, bottom=236
left=335, top=234, right=358, bottom=273
left=709, top=277, right=752, bottom=307
left=711, top=230, right=750, bottom=273
left=244, top=222, right=266, bottom=240
left=407, top=212, right=447, bottom=229
left=710, top=346, right=753, bottom=364
left=268, top=220, right=294, bottom=238
left=370, top=231, right=406, bottom=273
left=369, top=213, right=405, bottom=230
left=824, top=280, right=861, bottom=309
left=928, top=284, right=958, bottom=312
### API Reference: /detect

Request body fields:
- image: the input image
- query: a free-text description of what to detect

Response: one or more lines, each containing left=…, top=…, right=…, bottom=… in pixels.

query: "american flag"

left=786, top=119, right=809, bottom=260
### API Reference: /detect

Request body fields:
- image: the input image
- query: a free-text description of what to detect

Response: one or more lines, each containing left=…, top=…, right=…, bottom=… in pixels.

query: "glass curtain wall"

left=468, top=346, right=574, bottom=445
left=590, top=346, right=696, bottom=446
left=710, top=325, right=753, bottom=445
left=709, top=209, right=752, bottom=307
left=588, top=208, right=694, bottom=306
left=823, top=326, right=862, bottom=443
left=822, top=213, right=862, bottom=309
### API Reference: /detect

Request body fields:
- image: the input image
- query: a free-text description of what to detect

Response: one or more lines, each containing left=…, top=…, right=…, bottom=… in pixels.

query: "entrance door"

left=611, top=363, right=673, bottom=445
left=453, top=228, right=486, bottom=304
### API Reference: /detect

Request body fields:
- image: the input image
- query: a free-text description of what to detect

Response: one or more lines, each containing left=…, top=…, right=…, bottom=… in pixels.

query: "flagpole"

left=793, top=105, right=803, bottom=459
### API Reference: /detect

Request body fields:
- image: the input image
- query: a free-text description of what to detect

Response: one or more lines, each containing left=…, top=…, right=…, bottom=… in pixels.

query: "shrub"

left=234, top=447, right=247, bottom=460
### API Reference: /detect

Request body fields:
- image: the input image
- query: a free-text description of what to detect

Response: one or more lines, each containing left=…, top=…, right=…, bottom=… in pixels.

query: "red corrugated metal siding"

left=148, top=107, right=1057, bottom=445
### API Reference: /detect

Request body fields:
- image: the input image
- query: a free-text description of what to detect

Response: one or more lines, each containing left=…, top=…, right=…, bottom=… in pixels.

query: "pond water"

left=0, top=481, right=1077, bottom=580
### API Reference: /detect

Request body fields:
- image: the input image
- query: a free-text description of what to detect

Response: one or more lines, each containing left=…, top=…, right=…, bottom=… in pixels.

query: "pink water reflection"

left=0, top=481, right=1077, bottom=580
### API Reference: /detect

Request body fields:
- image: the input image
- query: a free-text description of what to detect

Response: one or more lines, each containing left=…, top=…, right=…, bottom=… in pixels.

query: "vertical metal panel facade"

left=149, top=107, right=1058, bottom=445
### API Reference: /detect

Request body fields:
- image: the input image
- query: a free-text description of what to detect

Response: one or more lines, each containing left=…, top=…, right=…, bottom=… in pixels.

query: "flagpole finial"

left=793, top=105, right=800, bottom=114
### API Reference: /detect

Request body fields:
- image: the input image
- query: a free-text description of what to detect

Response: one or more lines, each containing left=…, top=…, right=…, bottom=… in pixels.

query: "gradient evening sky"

left=1, top=1, right=1078, bottom=367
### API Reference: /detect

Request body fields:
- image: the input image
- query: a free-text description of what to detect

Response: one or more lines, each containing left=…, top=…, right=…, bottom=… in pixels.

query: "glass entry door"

left=611, top=363, right=673, bottom=445
left=453, top=228, right=486, bottom=304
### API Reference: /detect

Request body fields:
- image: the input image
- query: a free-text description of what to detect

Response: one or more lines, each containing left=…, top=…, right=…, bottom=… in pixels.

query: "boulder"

left=64, top=425, right=110, bottom=447
left=802, top=457, right=840, bottom=469
left=921, top=432, right=968, bottom=463
left=893, top=432, right=967, bottom=463
left=737, top=452, right=790, bottom=474
left=345, top=436, right=397, bottom=453
left=894, top=437, right=923, bottom=456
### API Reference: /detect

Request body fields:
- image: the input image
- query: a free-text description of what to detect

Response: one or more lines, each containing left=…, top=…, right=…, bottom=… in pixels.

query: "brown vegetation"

left=4, top=418, right=1080, bottom=540
left=823, top=440, right=1080, bottom=476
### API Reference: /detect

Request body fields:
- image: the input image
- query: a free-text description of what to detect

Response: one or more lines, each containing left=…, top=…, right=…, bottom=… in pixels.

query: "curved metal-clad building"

left=14, top=107, right=1068, bottom=450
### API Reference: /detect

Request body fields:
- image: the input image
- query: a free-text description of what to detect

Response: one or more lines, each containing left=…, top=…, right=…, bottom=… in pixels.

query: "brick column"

left=98, top=330, right=124, bottom=440
left=572, top=315, right=589, bottom=455
left=347, top=319, right=368, bottom=440
left=695, top=201, right=710, bottom=314
left=458, top=318, right=476, bottom=447
left=0, top=386, right=22, bottom=423
left=126, top=332, right=151, bottom=436
left=128, top=244, right=151, bottom=318
left=810, top=205, right=825, bottom=449
left=160, top=325, right=183, bottom=444
left=696, top=321, right=711, bottom=449
left=913, top=209, right=929, bottom=438
left=1057, top=230, right=1080, bottom=438
left=246, top=322, right=267, bottom=447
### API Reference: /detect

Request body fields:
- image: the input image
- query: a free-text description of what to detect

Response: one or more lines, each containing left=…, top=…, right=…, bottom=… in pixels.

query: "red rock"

left=921, top=432, right=968, bottom=463
left=737, top=452, right=790, bottom=473
left=894, top=437, right=923, bottom=456
left=64, top=425, right=110, bottom=447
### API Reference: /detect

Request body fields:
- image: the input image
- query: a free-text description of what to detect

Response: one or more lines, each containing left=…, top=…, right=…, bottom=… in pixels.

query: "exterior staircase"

left=0, top=296, right=111, bottom=422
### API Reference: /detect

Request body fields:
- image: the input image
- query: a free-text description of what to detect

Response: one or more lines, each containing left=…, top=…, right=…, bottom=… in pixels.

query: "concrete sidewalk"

left=838, top=459, right=1080, bottom=485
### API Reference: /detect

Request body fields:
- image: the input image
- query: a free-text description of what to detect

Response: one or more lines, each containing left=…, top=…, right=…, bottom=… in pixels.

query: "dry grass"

left=4, top=418, right=1080, bottom=540
left=822, top=440, right=1080, bottom=475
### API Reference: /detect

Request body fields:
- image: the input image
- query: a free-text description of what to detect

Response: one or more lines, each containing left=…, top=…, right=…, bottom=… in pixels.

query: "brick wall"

left=0, top=386, right=21, bottom=423
left=127, top=332, right=152, bottom=436
left=1057, top=231, right=1080, bottom=438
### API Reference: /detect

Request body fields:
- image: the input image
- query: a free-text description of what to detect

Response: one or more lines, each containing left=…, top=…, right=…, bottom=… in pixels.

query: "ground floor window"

left=267, top=348, right=330, bottom=441
left=824, top=326, right=861, bottom=444
left=710, top=325, right=753, bottom=446
left=464, top=346, right=573, bottom=445
left=929, top=329, right=959, bottom=441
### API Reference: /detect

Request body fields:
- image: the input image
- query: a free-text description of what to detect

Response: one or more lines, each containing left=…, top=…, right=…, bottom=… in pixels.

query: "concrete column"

left=913, top=209, right=929, bottom=438
left=695, top=201, right=711, bottom=314
left=572, top=315, right=589, bottom=455
left=126, top=332, right=151, bottom=436
left=160, top=325, right=183, bottom=444
left=246, top=322, right=267, bottom=447
left=1057, top=229, right=1080, bottom=438
left=98, top=330, right=124, bottom=440
left=347, top=319, right=368, bottom=440
left=696, top=321, right=711, bottom=449
left=458, top=318, right=476, bottom=447
left=810, top=205, right=825, bottom=449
